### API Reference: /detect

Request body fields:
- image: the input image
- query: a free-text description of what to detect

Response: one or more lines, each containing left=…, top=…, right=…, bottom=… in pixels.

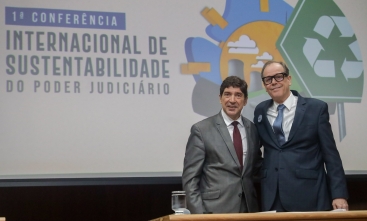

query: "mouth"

left=227, top=105, right=238, bottom=110
left=270, top=86, right=281, bottom=91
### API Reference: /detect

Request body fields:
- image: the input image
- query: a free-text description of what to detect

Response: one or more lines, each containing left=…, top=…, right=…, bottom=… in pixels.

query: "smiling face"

left=219, top=86, right=247, bottom=120
left=263, top=62, right=292, bottom=104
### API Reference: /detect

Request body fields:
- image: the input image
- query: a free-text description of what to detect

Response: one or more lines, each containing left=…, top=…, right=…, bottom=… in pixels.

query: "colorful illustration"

left=181, top=0, right=364, bottom=141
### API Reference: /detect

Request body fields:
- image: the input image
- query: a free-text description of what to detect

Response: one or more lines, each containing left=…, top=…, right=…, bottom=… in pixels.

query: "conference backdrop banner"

left=0, top=0, right=366, bottom=180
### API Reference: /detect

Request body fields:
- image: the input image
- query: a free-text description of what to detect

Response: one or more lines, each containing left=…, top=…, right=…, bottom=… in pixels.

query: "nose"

left=229, top=95, right=236, bottom=102
left=270, top=77, right=277, bottom=84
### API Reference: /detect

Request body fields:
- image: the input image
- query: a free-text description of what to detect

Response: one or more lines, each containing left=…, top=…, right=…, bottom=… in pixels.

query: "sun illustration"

left=181, top=0, right=293, bottom=119
left=219, top=21, right=284, bottom=86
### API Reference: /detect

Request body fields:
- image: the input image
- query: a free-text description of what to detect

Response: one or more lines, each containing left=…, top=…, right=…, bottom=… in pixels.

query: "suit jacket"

left=254, top=90, right=348, bottom=211
left=182, top=111, right=262, bottom=214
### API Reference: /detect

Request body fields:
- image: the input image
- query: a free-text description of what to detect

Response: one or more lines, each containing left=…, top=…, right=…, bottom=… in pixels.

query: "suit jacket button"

left=275, top=168, right=278, bottom=171
left=238, top=193, right=242, bottom=197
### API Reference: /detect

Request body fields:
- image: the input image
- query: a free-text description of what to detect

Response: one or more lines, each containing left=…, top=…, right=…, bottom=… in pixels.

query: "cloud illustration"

left=227, top=35, right=256, bottom=48
left=227, top=35, right=259, bottom=54
left=251, top=61, right=265, bottom=68
left=229, top=47, right=259, bottom=54
left=256, top=52, right=273, bottom=60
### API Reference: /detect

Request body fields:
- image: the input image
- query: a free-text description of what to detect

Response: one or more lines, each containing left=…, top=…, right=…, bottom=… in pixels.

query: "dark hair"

left=260, top=61, right=289, bottom=78
left=220, top=76, right=248, bottom=98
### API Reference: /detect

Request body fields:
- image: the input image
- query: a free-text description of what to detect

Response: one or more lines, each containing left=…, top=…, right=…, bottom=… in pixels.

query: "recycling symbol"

left=277, top=0, right=364, bottom=103
left=277, top=0, right=364, bottom=141
left=303, top=15, right=363, bottom=80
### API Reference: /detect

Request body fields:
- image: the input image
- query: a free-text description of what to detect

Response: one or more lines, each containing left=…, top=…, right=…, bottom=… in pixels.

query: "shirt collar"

left=221, top=109, right=243, bottom=127
left=273, top=92, right=296, bottom=111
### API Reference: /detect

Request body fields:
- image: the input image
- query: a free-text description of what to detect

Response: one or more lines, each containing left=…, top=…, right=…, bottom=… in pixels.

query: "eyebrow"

left=264, top=72, right=285, bottom=77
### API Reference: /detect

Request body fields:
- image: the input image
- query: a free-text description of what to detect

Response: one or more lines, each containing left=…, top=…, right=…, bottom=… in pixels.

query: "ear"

left=288, top=75, right=292, bottom=86
left=243, top=97, right=248, bottom=106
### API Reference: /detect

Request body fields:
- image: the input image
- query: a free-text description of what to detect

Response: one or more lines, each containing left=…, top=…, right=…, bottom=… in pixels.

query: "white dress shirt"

left=221, top=109, right=248, bottom=165
left=267, top=93, right=298, bottom=142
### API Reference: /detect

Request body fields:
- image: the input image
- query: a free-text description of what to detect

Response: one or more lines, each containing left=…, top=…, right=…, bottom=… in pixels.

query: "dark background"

left=0, top=176, right=366, bottom=221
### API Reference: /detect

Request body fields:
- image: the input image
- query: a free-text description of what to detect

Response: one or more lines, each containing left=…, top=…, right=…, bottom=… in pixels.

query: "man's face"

left=219, top=86, right=247, bottom=120
left=262, top=63, right=292, bottom=104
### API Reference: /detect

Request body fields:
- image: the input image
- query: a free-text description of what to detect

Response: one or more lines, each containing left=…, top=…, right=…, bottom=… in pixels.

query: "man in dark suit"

left=254, top=61, right=349, bottom=212
left=182, top=76, right=262, bottom=214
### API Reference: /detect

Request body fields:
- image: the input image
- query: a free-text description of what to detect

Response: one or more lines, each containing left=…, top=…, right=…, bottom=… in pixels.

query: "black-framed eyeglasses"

left=262, top=73, right=288, bottom=85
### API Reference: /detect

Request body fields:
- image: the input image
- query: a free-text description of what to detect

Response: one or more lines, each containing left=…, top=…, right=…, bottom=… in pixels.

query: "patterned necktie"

left=273, top=104, right=286, bottom=146
left=232, top=121, right=243, bottom=170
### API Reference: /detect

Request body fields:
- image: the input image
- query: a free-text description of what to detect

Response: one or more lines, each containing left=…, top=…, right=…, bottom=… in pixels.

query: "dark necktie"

left=232, top=121, right=243, bottom=170
left=273, top=104, right=286, bottom=146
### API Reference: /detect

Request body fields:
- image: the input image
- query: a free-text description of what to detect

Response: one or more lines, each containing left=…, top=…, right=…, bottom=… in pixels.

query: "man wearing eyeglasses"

left=253, top=61, right=349, bottom=212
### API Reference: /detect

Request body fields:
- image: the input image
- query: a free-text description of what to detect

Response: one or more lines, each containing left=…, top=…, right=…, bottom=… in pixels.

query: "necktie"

left=273, top=104, right=286, bottom=146
left=232, top=121, right=243, bottom=170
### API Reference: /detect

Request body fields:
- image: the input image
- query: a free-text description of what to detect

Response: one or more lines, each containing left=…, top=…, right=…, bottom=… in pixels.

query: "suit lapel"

left=214, top=113, right=242, bottom=171
left=287, top=91, right=307, bottom=143
left=241, top=116, right=251, bottom=176
left=261, top=100, right=281, bottom=148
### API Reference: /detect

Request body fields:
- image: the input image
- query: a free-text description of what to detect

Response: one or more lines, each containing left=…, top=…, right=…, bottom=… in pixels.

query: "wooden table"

left=150, top=210, right=367, bottom=221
